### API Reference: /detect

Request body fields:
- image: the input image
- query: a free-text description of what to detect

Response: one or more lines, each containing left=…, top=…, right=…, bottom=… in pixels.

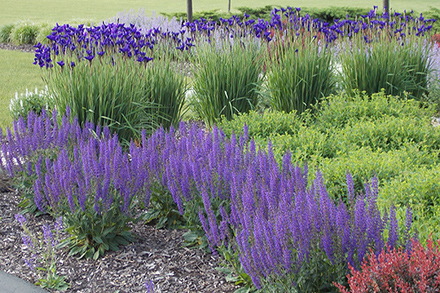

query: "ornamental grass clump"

left=338, top=36, right=434, bottom=100
left=263, top=38, right=335, bottom=114
left=191, top=41, right=264, bottom=126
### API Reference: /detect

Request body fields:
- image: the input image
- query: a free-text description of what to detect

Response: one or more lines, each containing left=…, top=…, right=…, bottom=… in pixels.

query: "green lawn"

left=0, top=50, right=44, bottom=128
left=0, top=0, right=435, bottom=27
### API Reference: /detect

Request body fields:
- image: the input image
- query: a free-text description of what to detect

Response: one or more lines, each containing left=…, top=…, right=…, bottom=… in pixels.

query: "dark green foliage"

left=161, top=6, right=373, bottom=23
left=236, top=5, right=274, bottom=21
left=59, top=203, right=136, bottom=260
left=423, top=7, right=440, bottom=31
left=161, top=9, right=231, bottom=22
left=300, top=7, right=372, bottom=23
left=144, top=182, right=185, bottom=229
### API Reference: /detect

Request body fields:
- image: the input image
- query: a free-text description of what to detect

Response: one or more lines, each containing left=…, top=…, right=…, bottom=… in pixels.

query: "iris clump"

left=33, top=22, right=187, bottom=143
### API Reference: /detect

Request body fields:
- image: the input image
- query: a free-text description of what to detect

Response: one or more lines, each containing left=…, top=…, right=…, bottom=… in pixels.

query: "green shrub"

left=218, top=110, right=301, bottom=138
left=191, top=41, right=264, bottom=126
left=379, top=165, right=440, bottom=241
left=236, top=5, right=274, bottom=21
left=338, top=37, right=433, bottom=100
left=335, top=115, right=440, bottom=153
left=260, top=128, right=334, bottom=164
left=10, top=21, right=39, bottom=45
left=300, top=6, right=372, bottom=23
left=161, top=9, right=231, bottom=22
left=313, top=91, right=436, bottom=131
left=264, top=40, right=335, bottom=114
left=423, top=7, right=440, bottom=32
left=9, top=87, right=53, bottom=121
left=318, top=144, right=440, bottom=201
left=0, top=23, right=15, bottom=43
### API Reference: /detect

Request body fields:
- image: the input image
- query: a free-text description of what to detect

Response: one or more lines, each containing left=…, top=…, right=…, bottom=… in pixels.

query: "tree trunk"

left=187, top=0, right=193, bottom=23
left=383, top=0, right=389, bottom=15
left=228, top=0, right=231, bottom=14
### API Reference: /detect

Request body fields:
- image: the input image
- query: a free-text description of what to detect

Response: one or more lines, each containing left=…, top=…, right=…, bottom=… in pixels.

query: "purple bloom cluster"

left=3, top=111, right=414, bottom=287
left=32, top=127, right=151, bottom=216
left=33, top=7, right=436, bottom=69
left=0, top=109, right=91, bottom=178
left=137, top=122, right=412, bottom=289
left=34, top=22, right=156, bottom=68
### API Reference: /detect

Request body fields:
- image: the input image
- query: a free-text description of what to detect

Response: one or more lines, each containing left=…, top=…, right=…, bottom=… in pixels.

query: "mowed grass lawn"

left=0, top=50, right=44, bottom=128
left=0, top=0, right=435, bottom=27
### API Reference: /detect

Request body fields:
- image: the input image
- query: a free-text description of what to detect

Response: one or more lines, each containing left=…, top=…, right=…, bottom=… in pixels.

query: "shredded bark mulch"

left=0, top=185, right=240, bottom=292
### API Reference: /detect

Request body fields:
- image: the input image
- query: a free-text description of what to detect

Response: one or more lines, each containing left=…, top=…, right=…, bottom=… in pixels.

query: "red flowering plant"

left=335, top=236, right=440, bottom=292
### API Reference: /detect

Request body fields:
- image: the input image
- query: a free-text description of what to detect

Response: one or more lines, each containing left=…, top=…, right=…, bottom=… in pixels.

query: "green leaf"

left=93, top=249, right=100, bottom=260
left=93, top=235, right=104, bottom=244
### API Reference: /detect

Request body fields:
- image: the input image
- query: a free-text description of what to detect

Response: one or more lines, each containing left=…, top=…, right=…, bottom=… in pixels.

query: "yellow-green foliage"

left=219, top=91, right=440, bottom=241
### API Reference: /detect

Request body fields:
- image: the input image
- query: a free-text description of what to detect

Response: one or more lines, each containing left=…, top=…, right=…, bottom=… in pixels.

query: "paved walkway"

left=0, top=270, right=48, bottom=293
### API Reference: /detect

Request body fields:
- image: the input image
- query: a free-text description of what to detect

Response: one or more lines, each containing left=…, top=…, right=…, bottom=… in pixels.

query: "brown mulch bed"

left=0, top=187, right=240, bottom=292
left=0, top=43, right=35, bottom=53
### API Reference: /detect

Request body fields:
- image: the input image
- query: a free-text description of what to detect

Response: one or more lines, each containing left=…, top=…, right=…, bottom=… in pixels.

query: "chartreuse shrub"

left=219, top=91, right=440, bottom=247
left=218, top=110, right=301, bottom=139
left=336, top=237, right=440, bottom=292
left=313, top=91, right=436, bottom=132
left=379, top=166, right=440, bottom=241
left=190, top=41, right=264, bottom=126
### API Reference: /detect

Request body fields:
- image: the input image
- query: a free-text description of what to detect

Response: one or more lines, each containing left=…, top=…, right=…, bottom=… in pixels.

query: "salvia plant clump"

left=2, top=110, right=416, bottom=289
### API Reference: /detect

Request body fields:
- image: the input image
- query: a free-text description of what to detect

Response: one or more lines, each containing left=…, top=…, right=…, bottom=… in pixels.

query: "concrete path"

left=0, top=270, right=48, bottom=293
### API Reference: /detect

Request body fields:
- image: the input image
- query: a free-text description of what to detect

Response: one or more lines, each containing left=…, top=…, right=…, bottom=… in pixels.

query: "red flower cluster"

left=432, top=34, right=440, bottom=48
left=335, top=237, right=440, bottom=292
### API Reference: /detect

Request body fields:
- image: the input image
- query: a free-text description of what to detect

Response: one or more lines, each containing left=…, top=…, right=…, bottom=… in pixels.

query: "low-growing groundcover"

left=1, top=107, right=417, bottom=292
left=219, top=91, right=440, bottom=243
